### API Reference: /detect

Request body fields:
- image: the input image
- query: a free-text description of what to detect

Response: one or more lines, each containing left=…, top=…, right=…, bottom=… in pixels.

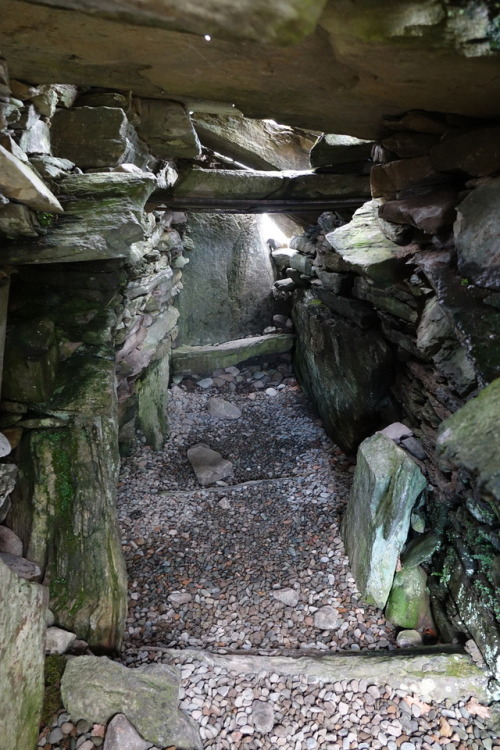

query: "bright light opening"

left=204, top=34, right=212, bottom=42
left=260, top=214, right=289, bottom=248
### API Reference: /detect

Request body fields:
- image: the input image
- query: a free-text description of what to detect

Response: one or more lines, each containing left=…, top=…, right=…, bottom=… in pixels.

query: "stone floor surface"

left=38, top=357, right=500, bottom=750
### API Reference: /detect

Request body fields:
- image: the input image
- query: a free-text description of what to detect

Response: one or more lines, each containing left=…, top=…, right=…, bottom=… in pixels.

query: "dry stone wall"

left=0, top=62, right=195, bottom=666
left=286, top=110, right=500, bottom=682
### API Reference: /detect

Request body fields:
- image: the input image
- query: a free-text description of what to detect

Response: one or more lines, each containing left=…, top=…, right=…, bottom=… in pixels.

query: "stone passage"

left=118, top=361, right=394, bottom=655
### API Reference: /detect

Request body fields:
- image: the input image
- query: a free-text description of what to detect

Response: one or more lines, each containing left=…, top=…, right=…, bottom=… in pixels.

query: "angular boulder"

left=52, top=106, right=149, bottom=168
left=187, top=443, right=233, bottom=486
left=0, top=143, right=63, bottom=212
left=0, top=557, right=47, bottom=750
left=325, top=201, right=412, bottom=283
left=342, top=433, right=427, bottom=608
left=454, top=176, right=500, bottom=290
left=61, top=656, right=201, bottom=749
left=136, top=99, right=201, bottom=159
left=292, top=291, right=396, bottom=453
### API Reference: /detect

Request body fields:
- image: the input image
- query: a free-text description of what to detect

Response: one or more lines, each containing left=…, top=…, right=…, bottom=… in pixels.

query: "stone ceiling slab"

left=20, top=0, right=330, bottom=45
left=0, top=1, right=500, bottom=137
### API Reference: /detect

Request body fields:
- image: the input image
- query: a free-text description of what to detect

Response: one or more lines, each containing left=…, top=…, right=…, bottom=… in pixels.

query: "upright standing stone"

left=12, top=355, right=127, bottom=650
left=342, top=433, right=427, bottom=608
left=0, top=557, right=47, bottom=750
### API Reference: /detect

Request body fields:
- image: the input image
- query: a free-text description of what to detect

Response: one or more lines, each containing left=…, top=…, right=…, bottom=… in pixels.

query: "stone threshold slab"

left=162, top=647, right=492, bottom=705
left=171, top=333, right=294, bottom=375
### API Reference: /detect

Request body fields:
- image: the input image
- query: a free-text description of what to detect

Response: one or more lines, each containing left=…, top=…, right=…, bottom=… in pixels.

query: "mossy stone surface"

left=0, top=557, right=46, bottom=750
left=61, top=656, right=201, bottom=749
left=342, top=433, right=427, bottom=608
left=437, top=377, right=500, bottom=503
left=11, top=355, right=127, bottom=650
left=385, top=565, right=431, bottom=629
left=136, top=346, right=170, bottom=450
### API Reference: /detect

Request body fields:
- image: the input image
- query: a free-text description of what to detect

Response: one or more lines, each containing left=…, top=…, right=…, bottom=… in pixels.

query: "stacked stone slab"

left=292, top=110, right=500, bottom=679
left=0, top=64, right=195, bottom=665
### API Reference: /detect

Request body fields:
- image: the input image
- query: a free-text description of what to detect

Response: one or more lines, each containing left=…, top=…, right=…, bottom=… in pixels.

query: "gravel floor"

left=38, top=357, right=499, bottom=750
left=117, top=360, right=395, bottom=655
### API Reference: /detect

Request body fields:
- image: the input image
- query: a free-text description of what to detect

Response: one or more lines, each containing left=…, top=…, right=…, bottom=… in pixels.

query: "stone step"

left=163, top=646, right=492, bottom=705
left=171, top=333, right=294, bottom=375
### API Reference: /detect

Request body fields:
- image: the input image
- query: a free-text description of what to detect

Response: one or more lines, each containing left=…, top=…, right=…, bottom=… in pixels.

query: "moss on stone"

left=41, top=655, right=66, bottom=726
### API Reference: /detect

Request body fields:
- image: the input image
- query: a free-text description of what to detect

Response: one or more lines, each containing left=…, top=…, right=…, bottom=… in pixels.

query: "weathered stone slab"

left=454, top=176, right=500, bottom=290
left=2, top=172, right=156, bottom=264
left=165, top=648, right=491, bottom=705
left=378, top=188, right=459, bottom=235
left=0, top=556, right=46, bottom=750
left=0, top=143, right=63, bottom=212
left=293, top=292, right=396, bottom=453
left=342, top=433, right=427, bottom=608
left=12, top=356, right=127, bottom=650
left=172, top=168, right=369, bottom=203
left=194, top=113, right=313, bottom=170
left=0, top=552, right=42, bottom=581
left=52, top=106, right=149, bottom=168
left=136, top=99, right=200, bottom=159
left=416, top=251, right=500, bottom=383
left=61, top=656, right=202, bottom=749
left=381, top=131, right=440, bottom=158
left=437, top=378, right=500, bottom=503
left=315, top=289, right=377, bottom=328
left=136, top=346, right=171, bottom=451
left=352, top=277, right=419, bottom=323
left=371, top=157, right=447, bottom=199
left=310, top=133, right=373, bottom=168
left=326, top=201, right=411, bottom=283
left=430, top=127, right=500, bottom=177
left=172, top=333, right=294, bottom=375
left=173, top=168, right=284, bottom=200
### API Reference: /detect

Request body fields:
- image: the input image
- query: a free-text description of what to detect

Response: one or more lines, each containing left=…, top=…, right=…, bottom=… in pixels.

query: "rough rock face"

left=342, top=433, right=427, bottom=608
left=454, top=176, right=500, bottom=290
left=176, top=213, right=276, bottom=345
left=292, top=291, right=396, bottom=453
left=0, top=557, right=46, bottom=750
left=193, top=114, right=314, bottom=170
left=61, top=656, right=202, bottom=749
left=52, top=107, right=149, bottom=168
left=2, top=1, right=500, bottom=136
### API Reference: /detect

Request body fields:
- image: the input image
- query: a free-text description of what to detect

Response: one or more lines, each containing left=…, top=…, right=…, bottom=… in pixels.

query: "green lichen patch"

left=41, top=655, right=66, bottom=726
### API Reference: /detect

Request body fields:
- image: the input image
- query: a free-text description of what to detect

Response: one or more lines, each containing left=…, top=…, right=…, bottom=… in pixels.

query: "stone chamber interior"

left=0, top=1, right=500, bottom=749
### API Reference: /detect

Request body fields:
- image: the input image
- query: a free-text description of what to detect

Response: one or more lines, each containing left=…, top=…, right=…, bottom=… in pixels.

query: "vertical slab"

left=0, top=557, right=47, bottom=750
left=342, top=433, right=427, bottom=608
